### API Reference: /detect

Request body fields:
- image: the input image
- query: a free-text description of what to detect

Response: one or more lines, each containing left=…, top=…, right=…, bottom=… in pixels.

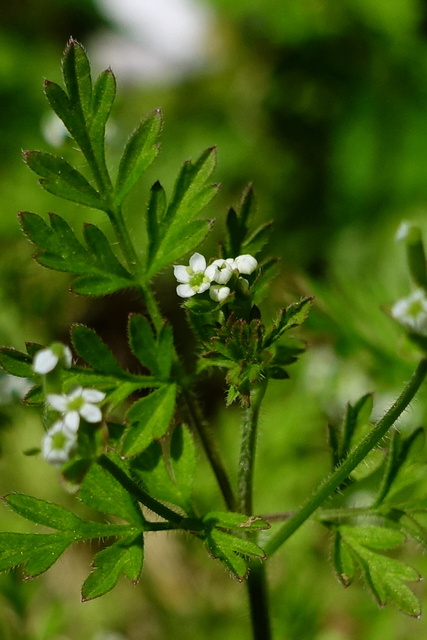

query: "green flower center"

left=51, top=432, right=68, bottom=450
left=190, top=272, right=207, bottom=290
left=68, top=396, right=85, bottom=411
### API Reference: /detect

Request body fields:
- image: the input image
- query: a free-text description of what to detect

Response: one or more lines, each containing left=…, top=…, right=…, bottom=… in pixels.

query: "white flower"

left=209, top=259, right=234, bottom=284
left=33, top=343, right=72, bottom=374
left=391, top=289, right=427, bottom=334
left=174, top=252, right=216, bottom=298
left=209, top=284, right=231, bottom=302
left=47, top=386, right=106, bottom=432
left=42, top=420, right=77, bottom=467
left=233, top=254, right=258, bottom=275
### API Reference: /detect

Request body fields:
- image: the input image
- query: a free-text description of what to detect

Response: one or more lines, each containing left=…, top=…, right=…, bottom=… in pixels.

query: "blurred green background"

left=2, top=0, right=427, bottom=638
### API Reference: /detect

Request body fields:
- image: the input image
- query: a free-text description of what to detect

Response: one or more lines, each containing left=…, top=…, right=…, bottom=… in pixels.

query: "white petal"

left=177, top=283, right=196, bottom=298
left=80, top=403, right=103, bottom=423
left=33, top=349, right=58, bottom=374
left=209, top=285, right=231, bottom=302
left=173, top=265, right=190, bottom=283
left=189, top=252, right=206, bottom=272
left=209, top=259, right=233, bottom=284
left=197, top=281, right=211, bottom=294
left=234, top=254, right=258, bottom=274
left=64, top=411, right=80, bottom=432
left=47, top=394, right=68, bottom=412
left=68, top=386, right=83, bottom=401
left=204, top=263, right=218, bottom=281
left=63, top=346, right=72, bottom=368
left=81, top=388, right=106, bottom=403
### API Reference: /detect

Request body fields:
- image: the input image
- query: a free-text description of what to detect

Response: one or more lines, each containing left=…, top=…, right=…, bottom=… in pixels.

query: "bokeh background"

left=2, top=1, right=427, bottom=639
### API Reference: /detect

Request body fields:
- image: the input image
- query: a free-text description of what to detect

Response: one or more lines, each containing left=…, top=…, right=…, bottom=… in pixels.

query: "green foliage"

left=333, top=525, right=421, bottom=617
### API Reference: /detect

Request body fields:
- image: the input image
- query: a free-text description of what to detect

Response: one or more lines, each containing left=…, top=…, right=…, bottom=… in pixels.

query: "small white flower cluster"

left=173, top=252, right=258, bottom=301
left=391, top=288, right=427, bottom=335
left=32, top=345, right=106, bottom=467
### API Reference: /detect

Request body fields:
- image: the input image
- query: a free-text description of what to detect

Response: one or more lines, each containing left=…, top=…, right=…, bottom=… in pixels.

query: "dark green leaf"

left=115, top=109, right=162, bottom=205
left=263, top=297, right=313, bottom=348
left=242, top=221, right=273, bottom=256
left=128, top=314, right=160, bottom=375
left=333, top=531, right=355, bottom=587
left=146, top=181, right=167, bottom=267
left=71, top=325, right=125, bottom=376
left=90, top=69, right=116, bottom=167
left=0, top=347, right=34, bottom=379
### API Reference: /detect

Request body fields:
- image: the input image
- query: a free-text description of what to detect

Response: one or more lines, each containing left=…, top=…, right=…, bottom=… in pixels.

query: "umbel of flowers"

left=173, top=252, right=258, bottom=301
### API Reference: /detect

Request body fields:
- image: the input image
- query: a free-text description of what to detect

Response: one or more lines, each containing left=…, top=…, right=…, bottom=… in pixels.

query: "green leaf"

left=81, top=533, right=144, bottom=601
left=89, top=68, right=116, bottom=165
left=204, top=529, right=265, bottom=580
left=0, top=347, right=34, bottom=378
left=62, top=38, right=93, bottom=123
left=340, top=525, right=405, bottom=550
left=79, top=457, right=145, bottom=526
left=23, top=151, right=104, bottom=210
left=0, top=532, right=75, bottom=577
left=337, top=524, right=421, bottom=616
left=3, top=494, right=84, bottom=531
left=340, top=394, right=374, bottom=462
left=225, top=184, right=256, bottom=257
left=149, top=218, right=214, bottom=276
left=263, top=297, right=313, bottom=348
left=19, top=212, right=133, bottom=295
left=376, top=428, right=425, bottom=507
left=128, top=315, right=174, bottom=379
left=146, top=148, right=218, bottom=277
left=242, top=221, right=273, bottom=256
left=169, top=425, right=196, bottom=509
left=146, top=181, right=167, bottom=267
left=333, top=531, right=355, bottom=587
left=114, top=109, right=163, bottom=205
left=71, top=324, right=126, bottom=377
left=122, top=385, right=177, bottom=457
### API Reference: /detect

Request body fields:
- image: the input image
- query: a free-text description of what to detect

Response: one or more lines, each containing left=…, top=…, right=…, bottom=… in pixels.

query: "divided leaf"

left=82, top=533, right=144, bottom=601
left=20, top=212, right=133, bottom=295
left=333, top=525, right=421, bottom=617
left=146, top=148, right=218, bottom=277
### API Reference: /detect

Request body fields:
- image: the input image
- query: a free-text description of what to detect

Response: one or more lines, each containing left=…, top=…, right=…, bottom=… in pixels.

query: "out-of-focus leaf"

left=203, top=511, right=270, bottom=532
left=0, top=348, right=34, bottom=379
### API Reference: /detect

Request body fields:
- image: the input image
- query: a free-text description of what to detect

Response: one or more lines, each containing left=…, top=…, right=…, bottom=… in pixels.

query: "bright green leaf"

left=4, top=494, right=84, bottom=531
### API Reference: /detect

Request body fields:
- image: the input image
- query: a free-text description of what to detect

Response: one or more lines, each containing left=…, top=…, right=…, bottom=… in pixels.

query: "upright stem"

left=237, top=381, right=267, bottom=515
left=246, top=563, right=272, bottom=640
left=236, top=380, right=271, bottom=640
left=264, top=358, right=427, bottom=557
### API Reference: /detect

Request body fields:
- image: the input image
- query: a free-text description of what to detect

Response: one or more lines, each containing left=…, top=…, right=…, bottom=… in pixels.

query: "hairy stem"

left=237, top=381, right=267, bottom=515
left=98, top=454, right=184, bottom=526
left=264, top=358, right=427, bottom=557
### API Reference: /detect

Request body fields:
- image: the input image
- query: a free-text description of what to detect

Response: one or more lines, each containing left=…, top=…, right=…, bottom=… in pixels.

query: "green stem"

left=264, top=358, right=427, bottom=558
left=139, top=283, right=164, bottom=334
left=98, top=454, right=184, bottom=526
left=237, top=381, right=267, bottom=515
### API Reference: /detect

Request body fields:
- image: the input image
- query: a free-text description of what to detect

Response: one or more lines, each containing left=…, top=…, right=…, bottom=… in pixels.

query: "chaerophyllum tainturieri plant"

left=3, top=39, right=427, bottom=639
